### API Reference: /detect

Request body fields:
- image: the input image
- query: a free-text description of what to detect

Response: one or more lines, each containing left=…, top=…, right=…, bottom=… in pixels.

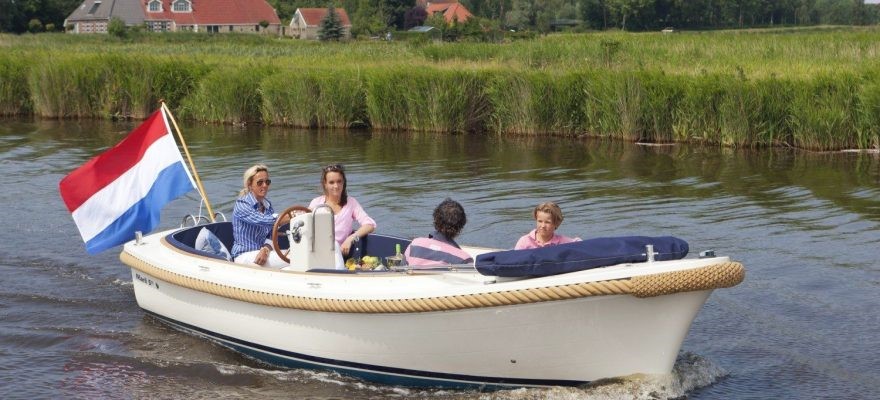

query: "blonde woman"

left=514, top=201, right=580, bottom=250
left=231, top=164, right=289, bottom=267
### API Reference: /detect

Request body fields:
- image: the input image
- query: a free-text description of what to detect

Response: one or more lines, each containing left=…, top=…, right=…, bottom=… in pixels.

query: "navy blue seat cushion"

left=475, top=236, right=689, bottom=277
left=167, top=222, right=235, bottom=261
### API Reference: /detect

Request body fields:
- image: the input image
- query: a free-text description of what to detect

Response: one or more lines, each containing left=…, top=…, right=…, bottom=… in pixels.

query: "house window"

left=207, top=25, right=218, bottom=33
left=172, top=0, right=191, bottom=12
left=148, top=0, right=161, bottom=12
left=88, top=1, right=101, bottom=14
left=149, top=21, right=170, bottom=32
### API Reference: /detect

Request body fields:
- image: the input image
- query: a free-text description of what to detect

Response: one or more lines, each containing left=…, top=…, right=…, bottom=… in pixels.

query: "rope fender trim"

left=121, top=251, right=744, bottom=314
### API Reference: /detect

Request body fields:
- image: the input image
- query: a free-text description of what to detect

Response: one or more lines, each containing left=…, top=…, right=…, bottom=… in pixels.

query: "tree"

left=384, top=0, right=413, bottom=29
left=404, top=5, right=428, bottom=29
left=425, top=12, right=448, bottom=28
left=28, top=18, right=43, bottom=33
left=108, top=17, right=127, bottom=38
left=318, top=7, right=345, bottom=41
left=0, top=0, right=23, bottom=32
left=350, top=0, right=389, bottom=37
left=1, top=0, right=84, bottom=33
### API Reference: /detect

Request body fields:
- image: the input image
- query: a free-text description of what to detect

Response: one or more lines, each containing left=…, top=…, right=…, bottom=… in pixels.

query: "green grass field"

left=2, top=27, right=879, bottom=150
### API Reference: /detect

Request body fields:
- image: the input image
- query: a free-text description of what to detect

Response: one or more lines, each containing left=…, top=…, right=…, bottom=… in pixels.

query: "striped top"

left=404, top=232, right=473, bottom=267
left=231, top=192, right=277, bottom=259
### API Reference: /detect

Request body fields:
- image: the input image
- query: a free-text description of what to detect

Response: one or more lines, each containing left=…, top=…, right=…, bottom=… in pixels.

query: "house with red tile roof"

left=65, top=0, right=282, bottom=34
left=289, top=8, right=352, bottom=40
left=417, top=0, right=473, bottom=24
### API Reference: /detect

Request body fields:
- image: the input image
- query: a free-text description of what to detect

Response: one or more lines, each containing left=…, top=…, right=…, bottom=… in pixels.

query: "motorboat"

left=119, top=206, right=744, bottom=389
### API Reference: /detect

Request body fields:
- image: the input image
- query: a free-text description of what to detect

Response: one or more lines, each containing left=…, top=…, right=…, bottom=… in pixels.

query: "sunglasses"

left=323, top=164, right=344, bottom=172
left=255, top=179, right=272, bottom=186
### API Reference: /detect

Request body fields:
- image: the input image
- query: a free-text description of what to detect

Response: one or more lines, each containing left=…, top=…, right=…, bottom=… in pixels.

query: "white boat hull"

left=123, top=226, right=742, bottom=388
left=131, top=268, right=710, bottom=387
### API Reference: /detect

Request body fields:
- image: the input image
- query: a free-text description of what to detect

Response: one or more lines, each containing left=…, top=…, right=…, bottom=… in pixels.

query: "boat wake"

left=209, top=351, right=728, bottom=399
left=475, top=352, right=727, bottom=400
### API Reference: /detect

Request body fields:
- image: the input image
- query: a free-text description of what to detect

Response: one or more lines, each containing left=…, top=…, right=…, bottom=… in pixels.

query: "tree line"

left=2, top=0, right=878, bottom=35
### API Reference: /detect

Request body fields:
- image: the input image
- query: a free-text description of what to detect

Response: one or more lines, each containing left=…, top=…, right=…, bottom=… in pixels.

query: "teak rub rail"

left=121, top=251, right=744, bottom=314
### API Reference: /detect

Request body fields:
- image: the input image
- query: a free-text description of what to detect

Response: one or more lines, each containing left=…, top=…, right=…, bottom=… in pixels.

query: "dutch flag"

left=59, top=108, right=196, bottom=254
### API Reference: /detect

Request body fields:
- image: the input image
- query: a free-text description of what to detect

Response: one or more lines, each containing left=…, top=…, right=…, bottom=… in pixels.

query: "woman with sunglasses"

left=231, top=164, right=289, bottom=267
left=309, top=164, right=376, bottom=257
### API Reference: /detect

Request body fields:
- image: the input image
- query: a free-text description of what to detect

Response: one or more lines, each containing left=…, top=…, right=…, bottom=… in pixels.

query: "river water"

left=1, top=118, right=878, bottom=399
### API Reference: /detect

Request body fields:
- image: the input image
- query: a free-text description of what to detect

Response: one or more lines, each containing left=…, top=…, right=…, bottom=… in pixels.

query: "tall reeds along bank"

left=182, top=64, right=276, bottom=124
left=486, top=70, right=684, bottom=141
left=24, top=53, right=204, bottom=119
left=97, top=54, right=164, bottom=119
left=671, top=74, right=794, bottom=147
left=855, top=75, right=880, bottom=150
left=486, top=71, right=588, bottom=136
left=261, top=68, right=368, bottom=129
left=365, top=67, right=490, bottom=133
left=0, top=54, right=32, bottom=115
left=788, top=73, right=875, bottom=151
left=28, top=55, right=106, bottom=118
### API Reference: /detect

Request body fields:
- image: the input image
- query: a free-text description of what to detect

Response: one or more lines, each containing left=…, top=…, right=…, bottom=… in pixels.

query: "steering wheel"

left=272, top=205, right=311, bottom=263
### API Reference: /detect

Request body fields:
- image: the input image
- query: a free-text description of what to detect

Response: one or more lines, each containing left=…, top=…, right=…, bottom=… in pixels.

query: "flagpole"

left=160, top=102, right=217, bottom=223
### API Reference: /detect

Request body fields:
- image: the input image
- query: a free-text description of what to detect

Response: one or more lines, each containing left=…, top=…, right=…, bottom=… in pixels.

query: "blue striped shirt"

left=231, top=192, right=277, bottom=259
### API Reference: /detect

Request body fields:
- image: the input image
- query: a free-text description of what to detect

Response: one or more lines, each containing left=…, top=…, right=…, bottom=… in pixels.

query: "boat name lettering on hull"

left=135, top=272, right=159, bottom=289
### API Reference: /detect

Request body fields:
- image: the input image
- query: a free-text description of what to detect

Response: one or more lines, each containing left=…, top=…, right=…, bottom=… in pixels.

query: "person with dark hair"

left=404, top=198, right=473, bottom=267
left=514, top=201, right=579, bottom=250
left=308, top=164, right=376, bottom=256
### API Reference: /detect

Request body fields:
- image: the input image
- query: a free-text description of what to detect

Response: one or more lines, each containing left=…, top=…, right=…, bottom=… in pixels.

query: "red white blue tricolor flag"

left=59, top=108, right=196, bottom=254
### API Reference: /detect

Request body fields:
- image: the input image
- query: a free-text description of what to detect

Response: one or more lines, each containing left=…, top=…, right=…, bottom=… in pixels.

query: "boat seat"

left=347, top=233, right=412, bottom=261
left=166, top=222, right=413, bottom=265
left=167, top=222, right=235, bottom=261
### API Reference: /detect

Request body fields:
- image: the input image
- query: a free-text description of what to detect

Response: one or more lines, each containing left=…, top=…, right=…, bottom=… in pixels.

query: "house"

left=417, top=0, right=473, bottom=24
left=64, top=0, right=145, bottom=33
left=64, top=0, right=283, bottom=34
left=289, top=8, right=352, bottom=40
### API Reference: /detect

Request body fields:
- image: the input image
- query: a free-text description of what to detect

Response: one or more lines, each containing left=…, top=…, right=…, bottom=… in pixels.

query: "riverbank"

left=2, top=28, right=880, bottom=150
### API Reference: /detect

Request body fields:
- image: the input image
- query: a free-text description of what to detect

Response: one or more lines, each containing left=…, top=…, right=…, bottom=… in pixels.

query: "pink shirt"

left=514, top=229, right=579, bottom=250
left=309, top=195, right=377, bottom=245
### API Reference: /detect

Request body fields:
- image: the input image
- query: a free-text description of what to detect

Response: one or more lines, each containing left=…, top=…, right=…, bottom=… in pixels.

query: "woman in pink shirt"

left=309, top=164, right=376, bottom=257
left=514, top=201, right=580, bottom=250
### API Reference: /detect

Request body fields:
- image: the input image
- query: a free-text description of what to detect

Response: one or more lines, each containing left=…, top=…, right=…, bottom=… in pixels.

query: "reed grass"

left=364, top=67, right=490, bottom=133
left=0, top=53, right=32, bottom=115
left=3, top=28, right=880, bottom=149
left=788, top=74, right=862, bottom=150
left=181, top=64, right=276, bottom=124
left=27, top=55, right=106, bottom=118
left=261, top=68, right=368, bottom=128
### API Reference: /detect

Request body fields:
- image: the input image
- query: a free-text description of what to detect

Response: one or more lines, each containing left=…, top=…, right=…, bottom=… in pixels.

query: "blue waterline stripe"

left=141, top=309, right=587, bottom=389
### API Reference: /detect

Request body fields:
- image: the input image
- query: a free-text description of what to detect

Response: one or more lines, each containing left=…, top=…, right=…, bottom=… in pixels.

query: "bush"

left=27, top=19, right=43, bottom=33
left=108, top=17, right=127, bottom=38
